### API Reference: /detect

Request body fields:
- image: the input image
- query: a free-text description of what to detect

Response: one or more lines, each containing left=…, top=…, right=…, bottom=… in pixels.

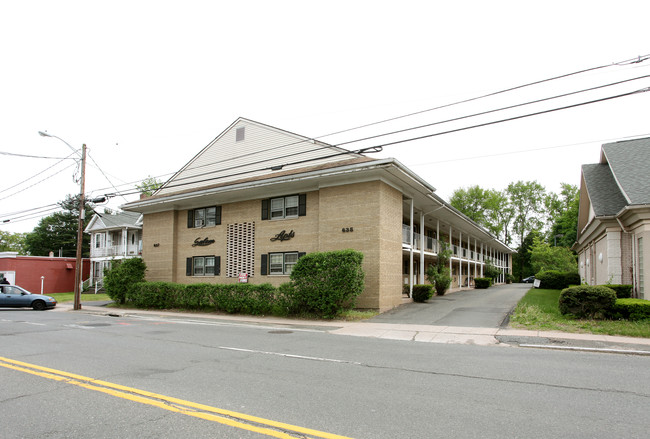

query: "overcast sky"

left=2, top=1, right=649, bottom=234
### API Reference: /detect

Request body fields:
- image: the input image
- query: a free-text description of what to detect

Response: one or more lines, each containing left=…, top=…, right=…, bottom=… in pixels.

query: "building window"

left=261, top=252, right=305, bottom=275
left=261, top=194, right=306, bottom=220
left=95, top=234, right=104, bottom=248
left=187, top=256, right=220, bottom=276
left=188, top=206, right=221, bottom=228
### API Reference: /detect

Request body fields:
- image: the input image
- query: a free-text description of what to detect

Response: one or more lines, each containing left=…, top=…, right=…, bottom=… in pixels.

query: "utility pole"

left=73, top=144, right=86, bottom=310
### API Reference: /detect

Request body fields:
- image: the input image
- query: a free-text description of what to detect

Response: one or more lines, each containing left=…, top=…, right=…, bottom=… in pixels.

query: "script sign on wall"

left=192, top=237, right=216, bottom=247
left=270, top=230, right=295, bottom=242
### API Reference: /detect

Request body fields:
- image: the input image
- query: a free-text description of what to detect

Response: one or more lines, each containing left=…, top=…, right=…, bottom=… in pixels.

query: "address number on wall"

left=342, top=227, right=354, bottom=233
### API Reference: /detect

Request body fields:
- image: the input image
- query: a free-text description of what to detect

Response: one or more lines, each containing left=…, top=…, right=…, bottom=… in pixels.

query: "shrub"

left=426, top=265, right=452, bottom=296
left=558, top=285, right=617, bottom=319
left=289, top=250, right=365, bottom=318
left=412, top=284, right=433, bottom=302
left=505, top=274, right=514, bottom=284
left=601, top=284, right=633, bottom=299
left=104, top=258, right=147, bottom=304
left=609, top=298, right=650, bottom=321
left=474, top=278, right=492, bottom=289
left=536, top=270, right=579, bottom=290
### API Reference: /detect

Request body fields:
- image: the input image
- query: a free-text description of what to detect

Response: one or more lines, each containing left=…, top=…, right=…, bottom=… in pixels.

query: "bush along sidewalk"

left=106, top=250, right=366, bottom=319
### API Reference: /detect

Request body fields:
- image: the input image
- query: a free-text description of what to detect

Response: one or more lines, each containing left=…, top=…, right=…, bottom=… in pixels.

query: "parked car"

left=0, top=285, right=57, bottom=310
left=522, top=276, right=536, bottom=283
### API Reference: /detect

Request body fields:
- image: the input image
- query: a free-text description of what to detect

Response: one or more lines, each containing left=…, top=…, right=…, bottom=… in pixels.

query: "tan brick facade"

left=141, top=181, right=403, bottom=311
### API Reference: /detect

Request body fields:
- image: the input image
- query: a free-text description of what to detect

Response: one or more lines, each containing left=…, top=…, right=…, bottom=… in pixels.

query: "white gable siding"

left=157, top=119, right=358, bottom=196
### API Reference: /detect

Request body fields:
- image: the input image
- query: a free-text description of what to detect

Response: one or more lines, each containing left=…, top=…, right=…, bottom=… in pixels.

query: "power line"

left=334, top=74, right=650, bottom=149
left=365, top=87, right=650, bottom=149
left=168, top=54, right=650, bottom=181
left=101, top=86, right=648, bottom=201
left=0, top=151, right=71, bottom=159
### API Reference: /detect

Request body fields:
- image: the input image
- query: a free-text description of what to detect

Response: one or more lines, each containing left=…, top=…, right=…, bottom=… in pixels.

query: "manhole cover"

left=268, top=330, right=293, bottom=334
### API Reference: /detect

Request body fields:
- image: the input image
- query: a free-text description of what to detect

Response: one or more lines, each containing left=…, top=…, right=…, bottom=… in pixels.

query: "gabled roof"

left=85, top=211, right=142, bottom=233
left=154, top=117, right=363, bottom=197
left=601, top=137, right=650, bottom=205
left=581, top=163, right=627, bottom=216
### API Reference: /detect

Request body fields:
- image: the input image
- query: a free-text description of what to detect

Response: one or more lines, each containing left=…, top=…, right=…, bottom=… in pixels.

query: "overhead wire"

left=4, top=54, right=649, bottom=224
left=164, top=54, right=650, bottom=179
left=102, top=86, right=649, bottom=199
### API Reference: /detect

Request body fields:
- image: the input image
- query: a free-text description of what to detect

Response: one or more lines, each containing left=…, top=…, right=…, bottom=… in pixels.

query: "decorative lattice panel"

left=226, top=222, right=255, bottom=277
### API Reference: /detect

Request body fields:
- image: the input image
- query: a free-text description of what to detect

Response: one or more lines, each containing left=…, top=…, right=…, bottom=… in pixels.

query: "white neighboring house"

left=85, top=211, right=143, bottom=288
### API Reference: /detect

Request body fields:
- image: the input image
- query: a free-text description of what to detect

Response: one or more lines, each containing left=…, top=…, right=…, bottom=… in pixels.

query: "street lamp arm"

left=38, top=131, right=82, bottom=158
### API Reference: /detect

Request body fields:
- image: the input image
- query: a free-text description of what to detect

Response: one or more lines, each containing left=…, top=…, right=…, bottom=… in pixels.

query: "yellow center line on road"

left=0, top=356, right=354, bottom=439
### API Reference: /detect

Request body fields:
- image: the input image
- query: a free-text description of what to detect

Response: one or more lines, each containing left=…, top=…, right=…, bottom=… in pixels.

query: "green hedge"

left=126, top=282, right=278, bottom=315
left=598, top=284, right=633, bottom=299
left=412, top=284, right=433, bottom=302
left=609, top=298, right=650, bottom=321
left=535, top=270, right=580, bottom=290
left=558, top=285, right=617, bottom=319
left=474, top=278, right=492, bottom=289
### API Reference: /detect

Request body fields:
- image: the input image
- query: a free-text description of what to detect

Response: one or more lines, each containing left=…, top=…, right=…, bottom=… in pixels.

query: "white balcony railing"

left=91, top=246, right=121, bottom=257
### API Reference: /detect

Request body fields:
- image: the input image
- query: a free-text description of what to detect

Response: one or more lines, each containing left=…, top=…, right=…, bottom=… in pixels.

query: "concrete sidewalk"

left=54, top=301, right=650, bottom=355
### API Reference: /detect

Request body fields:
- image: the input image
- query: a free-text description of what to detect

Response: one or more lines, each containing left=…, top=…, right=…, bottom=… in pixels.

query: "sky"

left=1, top=0, right=649, bottom=234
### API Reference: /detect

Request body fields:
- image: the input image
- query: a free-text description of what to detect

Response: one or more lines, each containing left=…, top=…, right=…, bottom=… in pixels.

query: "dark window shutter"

left=261, top=254, right=268, bottom=275
left=298, top=252, right=306, bottom=259
left=261, top=199, right=269, bottom=220
left=215, top=206, right=222, bottom=225
left=186, top=258, right=193, bottom=276
left=187, top=210, right=194, bottom=228
left=298, top=194, right=307, bottom=216
left=215, top=256, right=221, bottom=276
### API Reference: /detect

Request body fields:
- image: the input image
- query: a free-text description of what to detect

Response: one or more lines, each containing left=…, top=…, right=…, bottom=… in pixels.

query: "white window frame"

left=269, top=252, right=298, bottom=275
left=270, top=195, right=299, bottom=220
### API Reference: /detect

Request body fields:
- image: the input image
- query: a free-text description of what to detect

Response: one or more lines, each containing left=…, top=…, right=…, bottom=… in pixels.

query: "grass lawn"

left=49, top=293, right=111, bottom=303
left=510, top=288, right=650, bottom=338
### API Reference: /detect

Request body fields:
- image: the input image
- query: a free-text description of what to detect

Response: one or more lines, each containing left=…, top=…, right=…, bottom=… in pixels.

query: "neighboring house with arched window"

left=85, top=211, right=142, bottom=289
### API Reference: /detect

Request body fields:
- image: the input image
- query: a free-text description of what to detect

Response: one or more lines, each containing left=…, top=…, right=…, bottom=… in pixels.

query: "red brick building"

left=0, top=252, right=90, bottom=294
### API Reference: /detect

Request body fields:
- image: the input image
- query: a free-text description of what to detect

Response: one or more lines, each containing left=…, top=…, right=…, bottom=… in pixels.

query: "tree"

left=512, top=230, right=539, bottom=281
left=23, top=195, right=93, bottom=257
left=547, top=183, right=579, bottom=248
left=449, top=186, right=512, bottom=244
left=426, top=243, right=452, bottom=295
left=0, top=231, right=27, bottom=253
left=449, top=185, right=488, bottom=224
left=136, top=176, right=163, bottom=196
left=529, top=235, right=577, bottom=273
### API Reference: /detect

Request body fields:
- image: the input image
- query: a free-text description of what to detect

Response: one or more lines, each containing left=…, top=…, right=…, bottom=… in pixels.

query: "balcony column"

left=467, top=234, right=470, bottom=286
left=480, top=241, right=484, bottom=277
left=124, top=227, right=129, bottom=257
left=459, top=230, right=463, bottom=288
left=419, top=211, right=425, bottom=284
left=409, top=199, right=414, bottom=298
left=449, top=225, right=453, bottom=283
left=436, top=220, right=440, bottom=254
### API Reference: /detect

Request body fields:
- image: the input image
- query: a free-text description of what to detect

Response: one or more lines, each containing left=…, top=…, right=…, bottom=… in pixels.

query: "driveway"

left=369, top=283, right=531, bottom=328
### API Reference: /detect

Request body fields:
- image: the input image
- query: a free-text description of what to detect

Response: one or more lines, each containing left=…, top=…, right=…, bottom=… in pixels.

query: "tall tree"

left=24, top=195, right=93, bottom=257
left=0, top=231, right=27, bottom=253
left=529, top=235, right=577, bottom=273
left=449, top=185, right=488, bottom=224
left=449, top=186, right=512, bottom=243
left=547, top=183, right=579, bottom=248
